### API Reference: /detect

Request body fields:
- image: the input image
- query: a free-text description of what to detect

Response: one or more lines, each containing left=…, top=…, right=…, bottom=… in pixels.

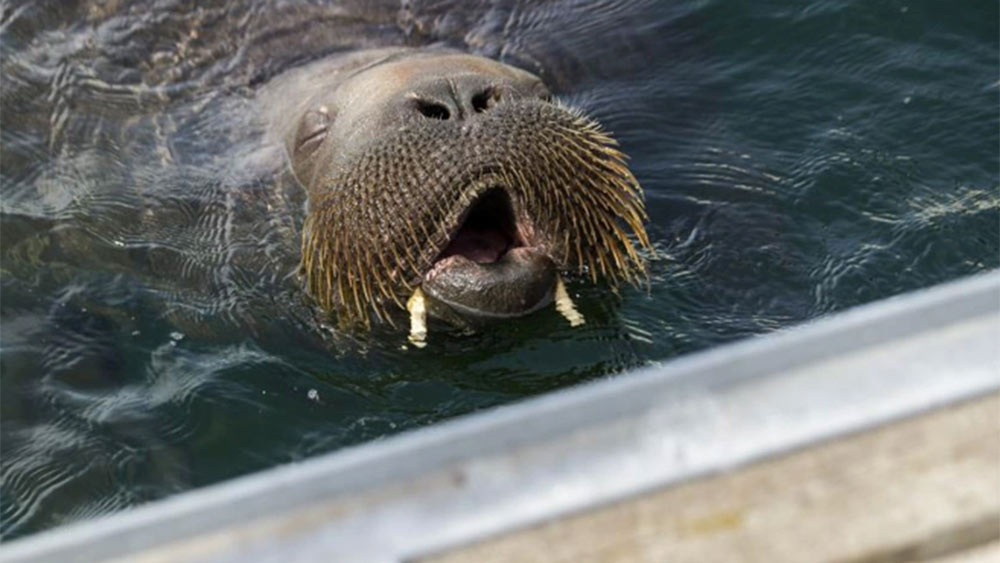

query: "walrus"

left=259, top=47, right=651, bottom=337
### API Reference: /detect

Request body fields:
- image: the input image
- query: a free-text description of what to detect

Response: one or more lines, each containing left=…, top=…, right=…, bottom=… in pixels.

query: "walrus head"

left=287, top=50, right=650, bottom=326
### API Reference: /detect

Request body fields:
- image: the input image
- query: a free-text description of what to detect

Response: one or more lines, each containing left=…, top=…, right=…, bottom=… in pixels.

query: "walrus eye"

left=295, top=108, right=332, bottom=158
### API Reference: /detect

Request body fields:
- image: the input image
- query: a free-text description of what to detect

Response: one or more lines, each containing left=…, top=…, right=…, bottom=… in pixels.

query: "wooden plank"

left=424, top=393, right=1000, bottom=563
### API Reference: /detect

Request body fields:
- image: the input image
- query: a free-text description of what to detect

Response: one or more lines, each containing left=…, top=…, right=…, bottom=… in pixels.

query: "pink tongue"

left=441, top=228, right=509, bottom=264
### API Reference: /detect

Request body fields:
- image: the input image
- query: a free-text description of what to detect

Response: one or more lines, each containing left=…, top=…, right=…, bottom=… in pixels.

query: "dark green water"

left=1, top=0, right=997, bottom=540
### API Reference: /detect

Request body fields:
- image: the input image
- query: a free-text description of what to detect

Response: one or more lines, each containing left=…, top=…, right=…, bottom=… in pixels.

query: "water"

left=1, top=0, right=997, bottom=540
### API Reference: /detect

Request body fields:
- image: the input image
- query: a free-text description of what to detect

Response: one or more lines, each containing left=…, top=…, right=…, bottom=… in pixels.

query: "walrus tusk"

left=554, top=277, right=585, bottom=327
left=407, top=287, right=428, bottom=348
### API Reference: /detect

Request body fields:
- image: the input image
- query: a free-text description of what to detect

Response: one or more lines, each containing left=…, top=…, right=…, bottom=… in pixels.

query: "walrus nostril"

left=414, top=99, right=450, bottom=120
left=472, top=87, right=499, bottom=113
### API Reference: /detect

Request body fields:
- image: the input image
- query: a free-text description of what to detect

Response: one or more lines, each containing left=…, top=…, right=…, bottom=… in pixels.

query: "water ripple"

left=2, top=0, right=997, bottom=541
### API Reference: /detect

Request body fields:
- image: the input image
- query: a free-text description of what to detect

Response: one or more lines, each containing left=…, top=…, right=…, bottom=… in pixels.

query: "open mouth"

left=421, top=188, right=557, bottom=318
left=436, top=189, right=522, bottom=265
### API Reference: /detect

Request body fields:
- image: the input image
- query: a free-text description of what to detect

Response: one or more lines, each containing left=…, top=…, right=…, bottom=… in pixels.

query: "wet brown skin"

left=280, top=48, right=650, bottom=326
